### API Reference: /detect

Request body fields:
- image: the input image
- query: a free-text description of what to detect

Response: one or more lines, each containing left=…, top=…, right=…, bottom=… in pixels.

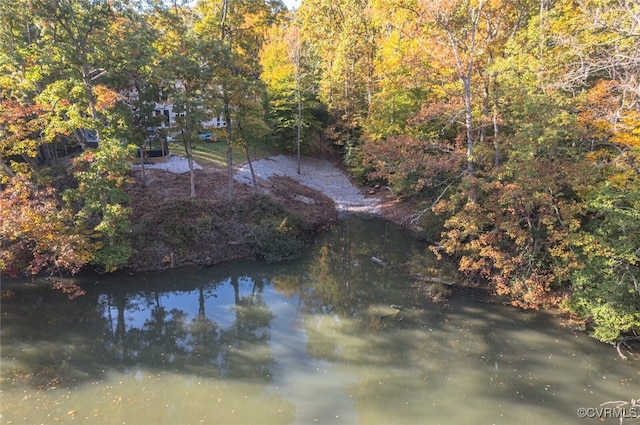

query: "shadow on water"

left=1, top=216, right=638, bottom=425
left=1, top=217, right=420, bottom=390
left=2, top=269, right=282, bottom=387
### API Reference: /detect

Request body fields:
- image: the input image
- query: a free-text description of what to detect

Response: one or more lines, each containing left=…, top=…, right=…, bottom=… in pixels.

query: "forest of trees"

left=1, top=0, right=638, bottom=345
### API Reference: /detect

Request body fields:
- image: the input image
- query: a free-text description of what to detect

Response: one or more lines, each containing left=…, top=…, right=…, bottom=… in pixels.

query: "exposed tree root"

left=616, top=336, right=640, bottom=360
left=409, top=274, right=456, bottom=286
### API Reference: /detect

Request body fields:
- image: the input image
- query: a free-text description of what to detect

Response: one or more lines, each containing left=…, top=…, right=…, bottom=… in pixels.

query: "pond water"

left=1, top=217, right=638, bottom=425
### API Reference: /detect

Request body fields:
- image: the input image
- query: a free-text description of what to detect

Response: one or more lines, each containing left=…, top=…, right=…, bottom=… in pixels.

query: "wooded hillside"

left=1, top=0, right=638, bottom=344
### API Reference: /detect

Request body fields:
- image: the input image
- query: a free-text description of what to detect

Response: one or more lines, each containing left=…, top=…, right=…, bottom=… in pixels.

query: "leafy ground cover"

left=127, top=166, right=337, bottom=271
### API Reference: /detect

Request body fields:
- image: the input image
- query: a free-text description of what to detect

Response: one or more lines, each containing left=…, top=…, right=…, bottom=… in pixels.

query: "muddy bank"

left=127, top=167, right=337, bottom=271
left=127, top=155, right=422, bottom=272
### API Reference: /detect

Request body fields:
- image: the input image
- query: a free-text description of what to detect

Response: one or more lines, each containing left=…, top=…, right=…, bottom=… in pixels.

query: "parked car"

left=82, top=129, right=98, bottom=148
left=199, top=132, right=213, bottom=142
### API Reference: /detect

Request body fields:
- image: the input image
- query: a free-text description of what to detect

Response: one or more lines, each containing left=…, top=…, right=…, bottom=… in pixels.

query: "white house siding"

left=121, top=86, right=226, bottom=131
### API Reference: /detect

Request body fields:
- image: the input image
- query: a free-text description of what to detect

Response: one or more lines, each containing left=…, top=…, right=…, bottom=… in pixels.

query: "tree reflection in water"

left=3, top=218, right=634, bottom=425
left=96, top=271, right=276, bottom=382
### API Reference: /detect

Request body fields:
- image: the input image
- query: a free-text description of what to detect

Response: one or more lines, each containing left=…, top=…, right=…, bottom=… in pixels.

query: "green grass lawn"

left=167, top=140, right=271, bottom=167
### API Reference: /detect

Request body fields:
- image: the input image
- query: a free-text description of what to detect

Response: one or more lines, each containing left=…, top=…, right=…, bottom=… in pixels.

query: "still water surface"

left=1, top=218, right=638, bottom=424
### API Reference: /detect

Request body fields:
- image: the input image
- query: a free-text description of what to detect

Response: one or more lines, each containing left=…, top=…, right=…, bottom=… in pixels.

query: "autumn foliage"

left=290, top=0, right=639, bottom=342
left=1, top=0, right=638, bottom=343
left=0, top=177, right=93, bottom=276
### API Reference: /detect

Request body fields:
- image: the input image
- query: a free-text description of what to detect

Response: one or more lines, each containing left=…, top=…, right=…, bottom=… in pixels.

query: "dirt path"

left=235, top=155, right=380, bottom=214
left=133, top=153, right=419, bottom=230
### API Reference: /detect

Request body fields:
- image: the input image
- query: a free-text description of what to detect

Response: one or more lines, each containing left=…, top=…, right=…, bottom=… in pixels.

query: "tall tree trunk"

left=288, top=25, right=304, bottom=174
left=224, top=98, right=234, bottom=202
left=186, top=144, right=196, bottom=199
left=182, top=91, right=197, bottom=199
left=480, top=76, right=489, bottom=145
left=492, top=73, right=500, bottom=167
left=442, top=1, right=483, bottom=176
left=226, top=144, right=234, bottom=200
left=244, top=143, right=258, bottom=194
left=184, top=127, right=196, bottom=198
left=296, top=63, right=302, bottom=175
left=139, top=144, right=146, bottom=188
left=463, top=75, right=474, bottom=175
left=220, top=0, right=234, bottom=202
left=81, top=63, right=102, bottom=142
